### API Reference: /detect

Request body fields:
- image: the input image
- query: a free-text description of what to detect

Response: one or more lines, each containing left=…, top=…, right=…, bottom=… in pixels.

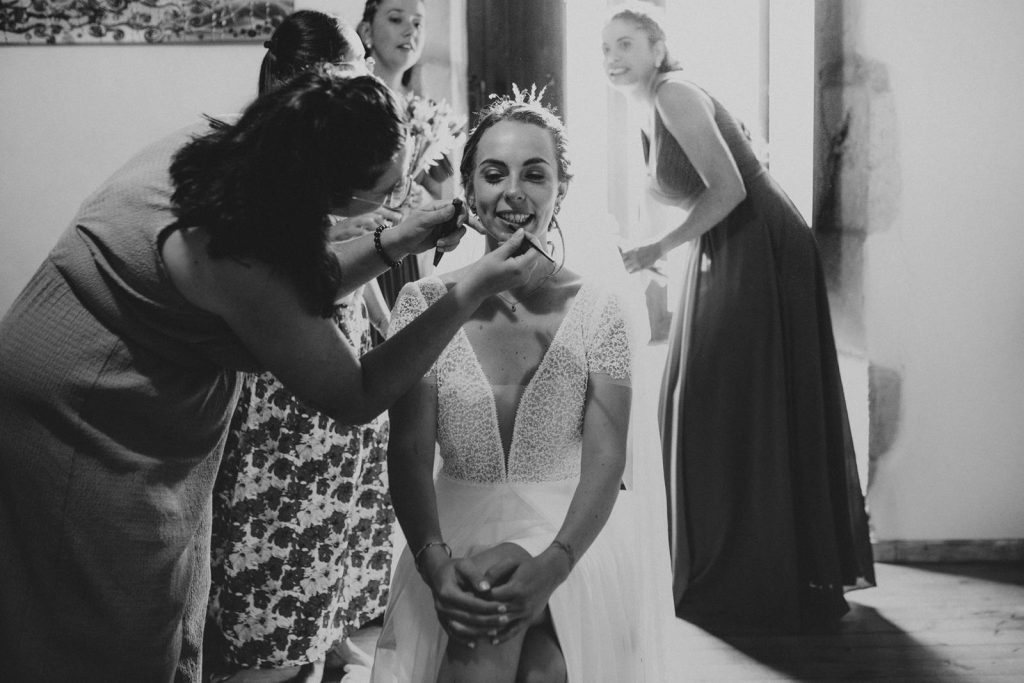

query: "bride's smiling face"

left=468, top=120, right=565, bottom=249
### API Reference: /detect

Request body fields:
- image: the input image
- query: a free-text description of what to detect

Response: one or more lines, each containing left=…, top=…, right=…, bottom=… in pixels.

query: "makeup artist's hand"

left=459, top=230, right=540, bottom=301
left=329, top=208, right=404, bottom=242
left=392, top=199, right=468, bottom=255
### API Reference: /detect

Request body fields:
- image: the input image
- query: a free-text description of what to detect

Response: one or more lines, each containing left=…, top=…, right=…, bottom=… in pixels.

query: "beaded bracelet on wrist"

left=373, top=223, right=403, bottom=270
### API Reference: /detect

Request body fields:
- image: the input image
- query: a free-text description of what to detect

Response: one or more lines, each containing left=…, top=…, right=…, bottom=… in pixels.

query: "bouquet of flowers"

left=405, top=95, right=468, bottom=181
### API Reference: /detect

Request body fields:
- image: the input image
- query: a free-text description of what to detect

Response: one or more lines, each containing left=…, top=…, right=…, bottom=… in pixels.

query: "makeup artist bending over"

left=0, top=71, right=538, bottom=682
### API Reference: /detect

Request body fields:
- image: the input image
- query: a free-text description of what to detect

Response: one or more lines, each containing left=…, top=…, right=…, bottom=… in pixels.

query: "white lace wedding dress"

left=371, top=276, right=669, bottom=682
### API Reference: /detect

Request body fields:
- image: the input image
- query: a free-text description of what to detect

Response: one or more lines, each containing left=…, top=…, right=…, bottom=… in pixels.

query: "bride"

left=371, top=94, right=662, bottom=682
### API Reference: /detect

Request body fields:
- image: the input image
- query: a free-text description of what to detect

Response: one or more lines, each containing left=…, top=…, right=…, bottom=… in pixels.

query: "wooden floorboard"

left=333, top=562, right=1024, bottom=681
left=663, top=562, right=1024, bottom=681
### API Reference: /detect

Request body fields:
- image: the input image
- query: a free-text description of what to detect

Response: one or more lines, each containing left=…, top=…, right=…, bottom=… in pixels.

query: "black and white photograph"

left=1, top=1, right=1022, bottom=680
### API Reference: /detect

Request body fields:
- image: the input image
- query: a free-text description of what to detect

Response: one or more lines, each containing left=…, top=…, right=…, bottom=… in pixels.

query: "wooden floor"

left=335, top=562, right=1024, bottom=681
left=662, top=562, right=1024, bottom=681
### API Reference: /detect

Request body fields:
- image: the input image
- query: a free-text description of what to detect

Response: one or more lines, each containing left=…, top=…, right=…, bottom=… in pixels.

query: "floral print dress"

left=208, top=289, right=394, bottom=668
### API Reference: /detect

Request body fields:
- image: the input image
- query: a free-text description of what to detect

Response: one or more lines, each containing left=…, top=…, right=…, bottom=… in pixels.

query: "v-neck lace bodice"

left=389, top=277, right=631, bottom=484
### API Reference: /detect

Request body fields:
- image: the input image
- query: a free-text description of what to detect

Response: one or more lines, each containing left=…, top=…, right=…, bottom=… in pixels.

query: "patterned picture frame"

left=0, top=0, right=293, bottom=45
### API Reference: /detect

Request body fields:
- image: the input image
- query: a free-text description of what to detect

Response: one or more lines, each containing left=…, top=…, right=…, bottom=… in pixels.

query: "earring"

left=549, top=216, right=566, bottom=265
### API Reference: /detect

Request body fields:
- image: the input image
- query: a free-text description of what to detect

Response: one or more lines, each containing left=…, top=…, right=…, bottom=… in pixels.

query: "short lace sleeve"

left=386, top=278, right=448, bottom=382
left=386, top=281, right=427, bottom=338
left=586, top=289, right=633, bottom=385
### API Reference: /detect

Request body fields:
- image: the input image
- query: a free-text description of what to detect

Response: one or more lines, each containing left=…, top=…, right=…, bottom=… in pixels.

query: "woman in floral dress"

left=205, top=12, right=397, bottom=680
left=208, top=289, right=394, bottom=676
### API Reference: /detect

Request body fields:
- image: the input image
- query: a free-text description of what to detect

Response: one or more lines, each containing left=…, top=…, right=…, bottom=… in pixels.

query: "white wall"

left=0, top=44, right=263, bottom=312
left=0, top=0, right=458, bottom=313
left=855, top=0, right=1024, bottom=540
left=3, top=1, right=1023, bottom=543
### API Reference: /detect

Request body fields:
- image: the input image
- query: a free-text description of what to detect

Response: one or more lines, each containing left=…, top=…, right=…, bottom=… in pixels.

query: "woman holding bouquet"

left=358, top=0, right=466, bottom=304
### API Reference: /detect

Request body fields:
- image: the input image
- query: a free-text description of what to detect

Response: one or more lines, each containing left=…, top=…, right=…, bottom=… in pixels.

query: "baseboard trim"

left=873, top=539, right=1024, bottom=563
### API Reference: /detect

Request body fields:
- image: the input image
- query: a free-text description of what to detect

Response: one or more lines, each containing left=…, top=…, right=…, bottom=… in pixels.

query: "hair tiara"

left=489, top=83, right=551, bottom=108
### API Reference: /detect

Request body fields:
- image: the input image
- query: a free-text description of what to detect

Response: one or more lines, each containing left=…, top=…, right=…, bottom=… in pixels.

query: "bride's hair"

left=170, top=72, right=404, bottom=318
left=459, top=85, right=574, bottom=191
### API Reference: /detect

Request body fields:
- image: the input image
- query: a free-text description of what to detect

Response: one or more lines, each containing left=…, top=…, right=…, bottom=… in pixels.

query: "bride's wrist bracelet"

left=413, top=540, right=452, bottom=568
left=549, top=539, right=575, bottom=571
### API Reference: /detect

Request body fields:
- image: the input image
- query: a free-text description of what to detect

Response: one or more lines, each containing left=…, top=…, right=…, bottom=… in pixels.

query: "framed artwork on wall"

left=0, top=0, right=293, bottom=45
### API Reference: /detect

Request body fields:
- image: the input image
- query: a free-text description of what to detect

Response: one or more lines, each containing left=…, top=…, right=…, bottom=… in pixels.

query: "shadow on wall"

left=814, top=3, right=903, bottom=505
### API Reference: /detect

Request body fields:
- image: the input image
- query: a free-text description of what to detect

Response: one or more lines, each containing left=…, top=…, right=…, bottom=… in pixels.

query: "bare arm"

left=621, top=80, right=747, bottom=272
left=486, top=377, right=631, bottom=639
left=327, top=209, right=401, bottom=334
left=332, top=199, right=467, bottom=297
left=386, top=377, right=443, bottom=564
left=162, top=227, right=539, bottom=425
left=362, top=279, right=391, bottom=336
left=387, top=351, right=509, bottom=644
left=548, top=378, right=631, bottom=567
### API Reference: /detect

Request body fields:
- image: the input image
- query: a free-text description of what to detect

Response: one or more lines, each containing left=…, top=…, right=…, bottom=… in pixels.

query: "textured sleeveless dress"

left=371, top=278, right=663, bottom=682
left=0, top=122, right=259, bottom=681
left=648, top=75, right=875, bottom=634
left=207, top=289, right=393, bottom=670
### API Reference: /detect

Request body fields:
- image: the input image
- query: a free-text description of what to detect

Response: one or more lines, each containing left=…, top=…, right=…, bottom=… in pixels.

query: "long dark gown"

left=650, top=75, right=875, bottom=635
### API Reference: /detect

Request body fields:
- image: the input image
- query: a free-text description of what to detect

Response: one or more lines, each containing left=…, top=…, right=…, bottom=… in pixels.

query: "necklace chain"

left=496, top=260, right=561, bottom=313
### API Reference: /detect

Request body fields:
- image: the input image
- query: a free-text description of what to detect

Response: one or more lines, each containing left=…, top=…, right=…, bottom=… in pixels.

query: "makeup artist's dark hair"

left=170, top=71, right=405, bottom=317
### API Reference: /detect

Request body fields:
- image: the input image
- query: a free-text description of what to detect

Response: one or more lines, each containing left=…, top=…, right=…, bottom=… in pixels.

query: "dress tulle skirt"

left=371, top=473, right=653, bottom=682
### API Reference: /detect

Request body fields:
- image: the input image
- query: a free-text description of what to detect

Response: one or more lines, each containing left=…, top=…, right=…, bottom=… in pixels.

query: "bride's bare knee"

left=470, top=542, right=533, bottom=585
left=438, top=633, right=527, bottom=683
left=473, top=542, right=532, bottom=565
left=515, top=621, right=566, bottom=683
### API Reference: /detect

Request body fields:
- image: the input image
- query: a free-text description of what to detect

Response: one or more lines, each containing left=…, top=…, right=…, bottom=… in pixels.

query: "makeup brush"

left=432, top=198, right=463, bottom=267
left=515, top=230, right=556, bottom=263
